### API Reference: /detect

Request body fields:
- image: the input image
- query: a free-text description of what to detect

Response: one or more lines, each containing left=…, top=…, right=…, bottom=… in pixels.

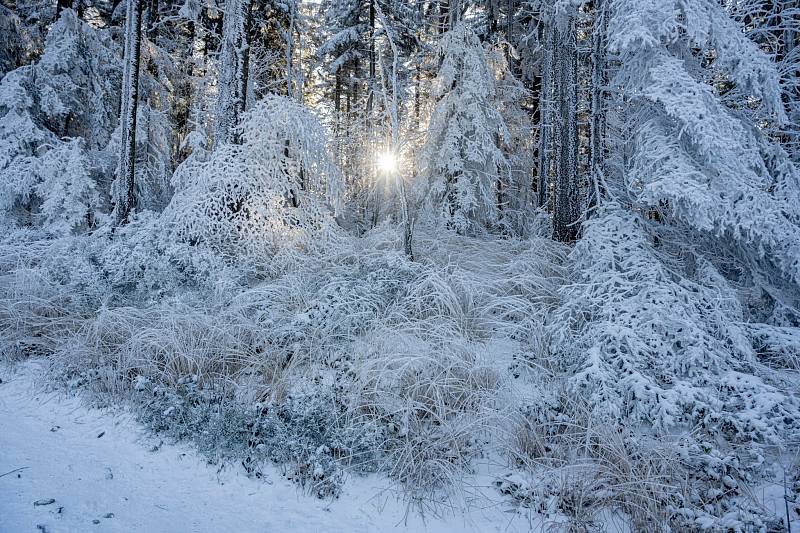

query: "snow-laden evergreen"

left=553, top=206, right=799, bottom=442
left=422, top=22, right=510, bottom=234
left=0, top=9, right=118, bottom=233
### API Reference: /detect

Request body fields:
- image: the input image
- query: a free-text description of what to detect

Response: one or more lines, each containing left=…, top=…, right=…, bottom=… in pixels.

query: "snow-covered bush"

left=502, top=405, right=692, bottom=529
left=351, top=326, right=502, bottom=497
left=502, top=393, right=785, bottom=531
left=99, top=211, right=241, bottom=299
left=551, top=207, right=800, bottom=444
left=165, top=95, right=343, bottom=273
left=24, top=223, right=565, bottom=499
left=0, top=233, right=109, bottom=360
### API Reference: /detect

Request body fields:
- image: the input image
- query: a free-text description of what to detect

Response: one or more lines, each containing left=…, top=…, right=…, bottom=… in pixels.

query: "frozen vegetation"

left=0, top=0, right=799, bottom=531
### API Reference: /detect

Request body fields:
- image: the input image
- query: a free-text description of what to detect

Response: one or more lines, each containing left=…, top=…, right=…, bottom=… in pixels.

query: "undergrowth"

left=1, top=216, right=798, bottom=530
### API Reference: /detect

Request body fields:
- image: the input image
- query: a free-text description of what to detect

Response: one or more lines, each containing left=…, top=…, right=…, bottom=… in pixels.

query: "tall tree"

left=423, top=22, right=510, bottom=234
left=213, top=0, right=252, bottom=146
left=116, top=0, right=144, bottom=225
left=551, top=14, right=580, bottom=242
left=536, top=3, right=582, bottom=242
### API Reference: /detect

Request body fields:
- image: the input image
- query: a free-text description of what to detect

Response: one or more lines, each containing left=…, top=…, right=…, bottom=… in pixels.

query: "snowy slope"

left=0, top=360, right=528, bottom=533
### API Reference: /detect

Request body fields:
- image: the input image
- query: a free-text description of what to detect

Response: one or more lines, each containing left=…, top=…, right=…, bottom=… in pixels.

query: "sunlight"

left=376, top=150, right=399, bottom=175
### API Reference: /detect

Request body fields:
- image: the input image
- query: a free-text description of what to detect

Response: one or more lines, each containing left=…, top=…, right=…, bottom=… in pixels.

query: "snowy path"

left=0, top=361, right=525, bottom=533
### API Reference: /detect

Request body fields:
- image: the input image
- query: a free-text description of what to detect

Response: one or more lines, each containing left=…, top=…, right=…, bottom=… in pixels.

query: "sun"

left=376, top=151, right=398, bottom=175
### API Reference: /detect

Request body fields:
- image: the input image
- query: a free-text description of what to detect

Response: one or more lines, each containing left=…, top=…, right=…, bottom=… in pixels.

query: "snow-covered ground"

left=0, top=360, right=530, bottom=533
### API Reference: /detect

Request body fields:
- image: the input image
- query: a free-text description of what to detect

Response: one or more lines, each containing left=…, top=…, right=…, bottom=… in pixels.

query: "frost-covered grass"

left=0, top=217, right=798, bottom=530
left=0, top=220, right=565, bottom=498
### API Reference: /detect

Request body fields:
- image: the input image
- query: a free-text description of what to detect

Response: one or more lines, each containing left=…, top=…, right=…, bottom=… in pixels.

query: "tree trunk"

left=537, top=22, right=554, bottom=210
left=589, top=0, right=607, bottom=206
left=213, top=0, right=252, bottom=147
left=552, top=17, right=581, bottom=243
left=116, top=0, right=143, bottom=225
left=506, top=0, right=513, bottom=39
left=366, top=0, right=375, bottom=118
left=486, top=0, right=496, bottom=39
left=286, top=7, right=294, bottom=98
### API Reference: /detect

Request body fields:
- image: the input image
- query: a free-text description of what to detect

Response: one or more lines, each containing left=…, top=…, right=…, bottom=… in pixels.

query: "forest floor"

left=0, top=359, right=548, bottom=533
left=2, top=225, right=798, bottom=532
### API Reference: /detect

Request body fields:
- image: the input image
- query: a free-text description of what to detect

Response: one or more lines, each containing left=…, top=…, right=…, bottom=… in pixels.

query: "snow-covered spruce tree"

left=165, top=95, right=343, bottom=271
left=36, top=138, right=102, bottom=233
left=612, top=0, right=800, bottom=298
left=551, top=0, right=800, bottom=449
left=727, top=0, right=800, bottom=164
left=422, top=22, right=510, bottom=234
left=316, top=0, right=369, bottom=127
left=316, top=0, right=372, bottom=226
left=0, top=8, right=119, bottom=233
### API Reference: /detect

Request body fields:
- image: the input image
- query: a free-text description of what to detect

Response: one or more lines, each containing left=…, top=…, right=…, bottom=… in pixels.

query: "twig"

left=786, top=470, right=793, bottom=533
left=0, top=466, right=29, bottom=478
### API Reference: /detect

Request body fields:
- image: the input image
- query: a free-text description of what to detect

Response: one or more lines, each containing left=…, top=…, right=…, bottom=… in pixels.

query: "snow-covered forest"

left=1, top=0, right=799, bottom=530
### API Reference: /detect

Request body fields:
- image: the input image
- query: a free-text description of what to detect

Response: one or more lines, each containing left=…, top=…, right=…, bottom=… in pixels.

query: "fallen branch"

left=0, top=466, right=29, bottom=478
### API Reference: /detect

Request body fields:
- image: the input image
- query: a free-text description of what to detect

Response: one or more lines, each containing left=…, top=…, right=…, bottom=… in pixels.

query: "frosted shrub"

left=47, top=295, right=384, bottom=498
left=0, top=234, right=109, bottom=359
left=352, top=328, right=502, bottom=498
left=165, top=95, right=343, bottom=272
left=123, top=363, right=382, bottom=498
left=100, top=211, right=241, bottom=299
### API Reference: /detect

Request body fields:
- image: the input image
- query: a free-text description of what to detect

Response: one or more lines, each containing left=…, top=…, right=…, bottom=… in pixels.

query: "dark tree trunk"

left=116, top=0, right=144, bottom=225
left=552, top=17, right=581, bottom=243
left=537, top=22, right=554, bottom=210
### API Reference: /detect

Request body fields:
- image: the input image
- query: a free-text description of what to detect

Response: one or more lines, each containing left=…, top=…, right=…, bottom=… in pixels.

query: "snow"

left=1, top=1, right=799, bottom=530
left=0, top=360, right=528, bottom=533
